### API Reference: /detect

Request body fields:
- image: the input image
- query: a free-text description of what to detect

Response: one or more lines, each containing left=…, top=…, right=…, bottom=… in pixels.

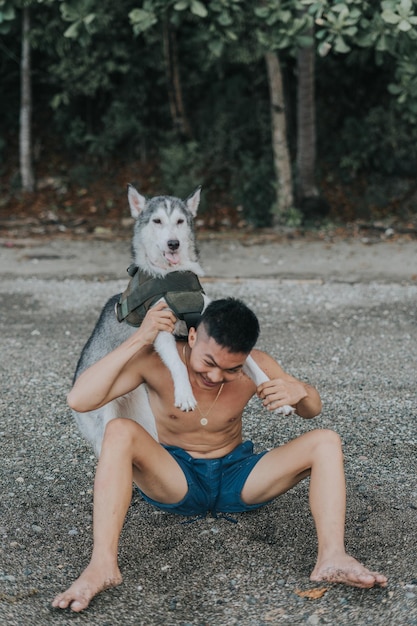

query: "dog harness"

left=115, top=264, right=205, bottom=330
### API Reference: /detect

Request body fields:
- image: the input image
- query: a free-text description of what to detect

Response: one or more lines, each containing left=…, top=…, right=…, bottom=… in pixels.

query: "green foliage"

left=157, top=55, right=276, bottom=225
left=2, top=0, right=417, bottom=222
left=231, top=151, right=275, bottom=227
left=55, top=101, right=147, bottom=157
left=307, top=0, right=417, bottom=56
left=381, top=0, right=417, bottom=32
left=38, top=1, right=167, bottom=158
left=254, top=0, right=313, bottom=53
left=129, top=0, right=245, bottom=59
left=0, top=14, right=20, bottom=135
left=388, top=52, right=417, bottom=122
left=306, top=0, right=417, bottom=142
left=339, top=106, right=417, bottom=176
left=0, top=0, right=16, bottom=34
left=174, top=1, right=208, bottom=18
left=281, top=206, right=304, bottom=227
left=129, top=4, right=158, bottom=35
left=60, top=0, right=97, bottom=42
left=159, top=140, right=204, bottom=201
left=317, top=4, right=361, bottom=54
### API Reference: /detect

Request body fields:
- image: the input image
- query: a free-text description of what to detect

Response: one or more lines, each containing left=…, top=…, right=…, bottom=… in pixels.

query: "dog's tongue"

left=164, top=251, right=180, bottom=265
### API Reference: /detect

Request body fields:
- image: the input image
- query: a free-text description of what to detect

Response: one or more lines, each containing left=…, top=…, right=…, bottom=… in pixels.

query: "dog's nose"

left=167, top=239, right=180, bottom=251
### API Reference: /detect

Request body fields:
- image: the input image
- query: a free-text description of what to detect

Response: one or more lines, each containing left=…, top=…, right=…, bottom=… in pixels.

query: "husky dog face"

left=128, top=185, right=203, bottom=277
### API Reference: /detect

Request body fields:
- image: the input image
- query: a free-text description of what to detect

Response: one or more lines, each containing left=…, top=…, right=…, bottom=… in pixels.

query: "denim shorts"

left=137, top=440, right=272, bottom=519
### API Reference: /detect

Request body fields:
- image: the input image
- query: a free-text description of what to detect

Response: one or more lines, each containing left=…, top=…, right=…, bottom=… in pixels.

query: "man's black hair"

left=196, top=298, right=260, bottom=354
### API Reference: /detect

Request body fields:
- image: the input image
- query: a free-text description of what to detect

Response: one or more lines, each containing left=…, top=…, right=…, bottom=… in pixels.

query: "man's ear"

left=188, top=328, right=197, bottom=347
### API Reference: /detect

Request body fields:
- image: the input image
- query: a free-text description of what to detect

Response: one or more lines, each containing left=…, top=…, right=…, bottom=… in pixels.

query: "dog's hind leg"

left=111, top=385, right=159, bottom=440
left=154, top=331, right=197, bottom=411
left=74, top=385, right=159, bottom=457
left=243, top=355, right=294, bottom=415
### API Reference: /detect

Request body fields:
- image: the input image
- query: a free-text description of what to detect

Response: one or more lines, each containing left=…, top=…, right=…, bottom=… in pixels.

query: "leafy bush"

left=231, top=151, right=275, bottom=227
left=337, top=106, right=417, bottom=177
left=159, top=140, right=204, bottom=202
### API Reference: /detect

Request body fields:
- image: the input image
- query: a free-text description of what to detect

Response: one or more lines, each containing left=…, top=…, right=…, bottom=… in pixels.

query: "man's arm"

left=67, top=302, right=177, bottom=413
left=250, top=349, right=322, bottom=419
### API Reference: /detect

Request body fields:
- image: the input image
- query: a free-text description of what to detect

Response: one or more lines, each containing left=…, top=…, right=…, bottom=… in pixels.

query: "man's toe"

left=70, top=599, right=87, bottom=612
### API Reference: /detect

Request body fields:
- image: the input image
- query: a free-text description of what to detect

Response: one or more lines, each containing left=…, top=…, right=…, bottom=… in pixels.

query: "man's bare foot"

left=311, top=553, right=387, bottom=589
left=52, top=562, right=123, bottom=612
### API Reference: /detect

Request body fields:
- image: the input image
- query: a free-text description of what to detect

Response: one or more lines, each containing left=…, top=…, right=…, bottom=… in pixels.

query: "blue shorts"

left=137, top=440, right=272, bottom=519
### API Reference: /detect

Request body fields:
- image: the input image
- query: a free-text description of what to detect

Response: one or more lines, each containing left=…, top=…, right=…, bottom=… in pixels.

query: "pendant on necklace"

left=182, top=345, right=224, bottom=427
left=196, top=382, right=224, bottom=426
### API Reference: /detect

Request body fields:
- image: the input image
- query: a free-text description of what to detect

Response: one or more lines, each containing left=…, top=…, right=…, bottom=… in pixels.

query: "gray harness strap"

left=115, top=266, right=205, bottom=329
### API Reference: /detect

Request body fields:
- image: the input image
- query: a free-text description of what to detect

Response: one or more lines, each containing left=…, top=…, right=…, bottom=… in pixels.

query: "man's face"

left=187, top=325, right=248, bottom=390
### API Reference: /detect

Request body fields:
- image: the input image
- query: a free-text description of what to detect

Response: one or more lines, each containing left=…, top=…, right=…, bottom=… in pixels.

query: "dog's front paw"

left=174, top=388, right=197, bottom=412
left=275, top=404, right=295, bottom=416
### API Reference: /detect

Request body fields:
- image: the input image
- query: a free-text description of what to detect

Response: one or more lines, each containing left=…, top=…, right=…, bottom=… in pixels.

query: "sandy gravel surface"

left=0, top=235, right=416, bottom=625
left=1, top=235, right=416, bottom=283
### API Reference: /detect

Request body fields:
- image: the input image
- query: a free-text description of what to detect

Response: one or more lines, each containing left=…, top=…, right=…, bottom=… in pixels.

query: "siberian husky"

left=72, top=185, right=292, bottom=456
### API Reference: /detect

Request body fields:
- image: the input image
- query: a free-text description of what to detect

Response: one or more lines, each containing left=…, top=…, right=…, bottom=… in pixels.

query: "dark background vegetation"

left=1, top=1, right=417, bottom=236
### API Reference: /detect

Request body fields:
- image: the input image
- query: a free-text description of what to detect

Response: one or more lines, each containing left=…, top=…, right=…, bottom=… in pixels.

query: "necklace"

left=182, top=345, right=224, bottom=426
left=195, top=383, right=224, bottom=426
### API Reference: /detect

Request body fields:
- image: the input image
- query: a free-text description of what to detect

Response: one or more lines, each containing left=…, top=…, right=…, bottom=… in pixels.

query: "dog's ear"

left=185, top=186, right=201, bottom=217
left=127, top=184, right=146, bottom=219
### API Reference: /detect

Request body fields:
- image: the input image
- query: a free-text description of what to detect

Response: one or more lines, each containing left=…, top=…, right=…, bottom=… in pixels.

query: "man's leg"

left=241, top=428, right=387, bottom=588
left=52, top=418, right=188, bottom=612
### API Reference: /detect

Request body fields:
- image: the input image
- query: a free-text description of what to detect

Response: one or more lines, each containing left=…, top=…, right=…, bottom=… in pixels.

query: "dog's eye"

left=152, top=218, right=162, bottom=224
left=177, top=219, right=184, bottom=225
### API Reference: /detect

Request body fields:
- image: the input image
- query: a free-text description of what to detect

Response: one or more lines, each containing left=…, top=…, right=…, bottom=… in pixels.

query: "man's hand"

left=68, top=302, right=178, bottom=414
left=135, top=301, right=177, bottom=345
left=257, top=378, right=308, bottom=412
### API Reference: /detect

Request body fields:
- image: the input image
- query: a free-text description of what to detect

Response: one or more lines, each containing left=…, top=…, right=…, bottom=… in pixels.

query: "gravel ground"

left=0, top=236, right=416, bottom=625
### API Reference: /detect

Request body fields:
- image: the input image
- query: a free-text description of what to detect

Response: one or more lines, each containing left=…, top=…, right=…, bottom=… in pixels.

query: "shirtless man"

left=52, top=298, right=387, bottom=612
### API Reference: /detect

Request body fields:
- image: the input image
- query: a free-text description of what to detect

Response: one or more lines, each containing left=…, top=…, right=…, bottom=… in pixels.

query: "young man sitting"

left=53, top=298, right=387, bottom=612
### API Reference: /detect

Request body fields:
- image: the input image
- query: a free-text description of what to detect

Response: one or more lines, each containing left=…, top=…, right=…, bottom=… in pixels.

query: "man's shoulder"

left=250, top=348, right=285, bottom=377
left=129, top=344, right=161, bottom=376
left=250, top=347, right=270, bottom=363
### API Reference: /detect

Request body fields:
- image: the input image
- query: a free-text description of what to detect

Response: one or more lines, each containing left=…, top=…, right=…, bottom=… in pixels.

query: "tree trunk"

left=296, top=37, right=318, bottom=204
left=20, top=6, right=34, bottom=192
left=162, top=18, right=193, bottom=139
left=264, top=51, right=293, bottom=225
